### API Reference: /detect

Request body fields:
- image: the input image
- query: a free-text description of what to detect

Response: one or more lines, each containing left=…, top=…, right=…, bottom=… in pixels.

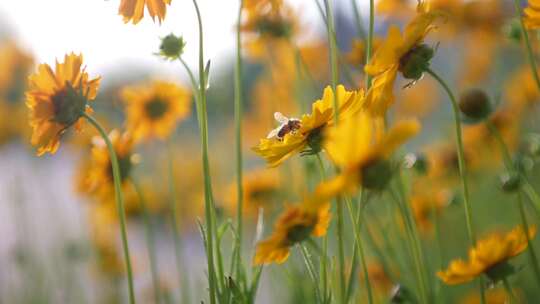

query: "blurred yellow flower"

left=364, top=3, right=440, bottom=116
left=313, top=112, right=420, bottom=199
left=118, top=0, right=171, bottom=25
left=122, top=80, right=191, bottom=142
left=525, top=0, right=540, bottom=29
left=224, top=168, right=281, bottom=217
left=0, top=41, right=34, bottom=103
left=410, top=184, right=450, bottom=233
left=346, top=37, right=382, bottom=67
left=254, top=202, right=330, bottom=265
left=253, top=85, right=363, bottom=167
left=26, top=53, right=100, bottom=156
left=83, top=129, right=137, bottom=199
left=461, top=287, right=519, bottom=304
left=438, top=226, right=536, bottom=285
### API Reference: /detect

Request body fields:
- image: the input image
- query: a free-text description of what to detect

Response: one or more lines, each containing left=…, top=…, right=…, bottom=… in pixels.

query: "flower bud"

left=505, top=18, right=522, bottom=43
left=458, top=88, right=492, bottom=122
left=255, top=18, right=292, bottom=38
left=159, top=34, right=185, bottom=60
left=398, top=44, right=434, bottom=80
left=500, top=172, right=521, bottom=193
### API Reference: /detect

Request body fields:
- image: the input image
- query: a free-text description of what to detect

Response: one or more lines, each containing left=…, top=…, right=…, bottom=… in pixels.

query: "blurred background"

left=1, top=0, right=540, bottom=303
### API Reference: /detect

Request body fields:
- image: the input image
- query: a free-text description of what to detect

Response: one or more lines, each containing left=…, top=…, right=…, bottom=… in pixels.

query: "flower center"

left=360, top=158, right=393, bottom=190
left=51, top=83, right=87, bottom=126
left=144, top=98, right=169, bottom=120
left=255, top=17, right=292, bottom=38
left=286, top=224, right=314, bottom=244
left=249, top=188, right=278, bottom=202
left=108, top=154, right=133, bottom=182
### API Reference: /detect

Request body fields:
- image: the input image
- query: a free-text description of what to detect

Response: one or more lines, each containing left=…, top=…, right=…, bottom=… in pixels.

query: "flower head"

left=119, top=0, right=171, bottom=25
left=524, top=0, right=540, bottom=29
left=26, top=53, right=100, bottom=156
left=122, top=80, right=191, bottom=142
left=312, top=112, right=420, bottom=200
left=80, top=129, right=138, bottom=201
left=253, top=85, right=363, bottom=167
left=438, top=226, right=536, bottom=284
left=254, top=202, right=330, bottom=265
left=364, top=3, right=441, bottom=116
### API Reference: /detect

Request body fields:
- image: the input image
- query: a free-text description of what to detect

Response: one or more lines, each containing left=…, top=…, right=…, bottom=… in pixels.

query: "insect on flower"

left=266, top=112, right=301, bottom=140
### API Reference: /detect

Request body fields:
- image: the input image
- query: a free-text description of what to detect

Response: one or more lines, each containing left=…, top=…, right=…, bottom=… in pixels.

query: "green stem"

left=300, top=244, right=322, bottom=303
left=425, top=67, right=485, bottom=304
left=517, top=192, right=540, bottom=285
left=323, top=0, right=339, bottom=123
left=502, top=277, right=518, bottom=304
left=166, top=142, right=191, bottom=303
left=365, top=0, right=375, bottom=88
left=485, top=121, right=540, bottom=285
left=350, top=0, right=367, bottom=41
left=131, top=179, right=161, bottom=304
left=315, top=154, right=330, bottom=303
left=512, top=0, right=540, bottom=91
left=345, top=196, right=374, bottom=304
left=82, top=113, right=135, bottom=304
left=234, top=0, right=245, bottom=281
left=190, top=1, right=218, bottom=302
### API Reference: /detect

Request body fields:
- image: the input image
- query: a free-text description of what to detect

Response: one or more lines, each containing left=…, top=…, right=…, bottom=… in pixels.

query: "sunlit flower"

left=364, top=3, right=440, bottom=116
left=254, top=202, right=330, bottom=265
left=524, top=0, right=540, bottom=29
left=505, top=66, right=540, bottom=112
left=253, top=85, right=363, bottom=167
left=410, top=184, right=450, bottom=233
left=118, top=0, right=171, bottom=25
left=26, top=53, right=100, bottom=156
left=312, top=112, right=420, bottom=200
left=438, top=226, right=536, bottom=284
left=122, top=80, right=191, bottom=142
left=461, top=287, right=520, bottom=304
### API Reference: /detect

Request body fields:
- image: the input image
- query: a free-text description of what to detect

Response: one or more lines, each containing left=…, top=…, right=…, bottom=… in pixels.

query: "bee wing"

left=274, top=112, right=289, bottom=124
left=267, top=127, right=281, bottom=139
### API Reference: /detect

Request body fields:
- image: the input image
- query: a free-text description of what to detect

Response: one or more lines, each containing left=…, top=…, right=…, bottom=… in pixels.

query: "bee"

left=267, top=112, right=302, bottom=140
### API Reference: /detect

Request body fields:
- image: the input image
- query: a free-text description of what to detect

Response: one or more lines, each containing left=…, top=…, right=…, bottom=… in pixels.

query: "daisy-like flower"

left=225, top=168, right=281, bottom=216
left=312, top=112, right=420, bottom=200
left=118, top=0, right=171, bottom=25
left=253, top=85, right=363, bottom=167
left=254, top=202, right=330, bottom=265
left=121, top=80, right=191, bottom=142
left=524, top=0, right=540, bottom=29
left=438, top=226, right=536, bottom=284
left=26, top=53, right=100, bottom=156
left=364, top=3, right=441, bottom=116
left=83, top=129, right=138, bottom=200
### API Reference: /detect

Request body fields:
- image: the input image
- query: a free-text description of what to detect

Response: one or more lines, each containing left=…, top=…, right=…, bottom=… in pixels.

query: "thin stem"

left=190, top=1, right=218, bottom=302
left=234, top=0, right=244, bottom=281
left=517, top=192, right=540, bottom=285
left=512, top=0, right=540, bottom=91
left=345, top=196, right=374, bottom=304
left=166, top=141, right=191, bottom=303
left=82, top=113, right=135, bottom=304
left=502, top=277, right=518, bottom=304
left=131, top=179, right=160, bottom=304
left=315, top=154, right=329, bottom=303
left=350, top=0, right=367, bottom=41
left=365, top=0, right=375, bottom=88
left=425, top=67, right=485, bottom=304
left=486, top=121, right=540, bottom=285
left=323, top=0, right=339, bottom=123
left=299, top=244, right=322, bottom=303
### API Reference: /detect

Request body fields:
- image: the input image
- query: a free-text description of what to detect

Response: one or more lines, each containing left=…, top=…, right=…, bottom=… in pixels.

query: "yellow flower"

left=253, top=85, right=363, bottom=167
left=118, top=0, right=171, bottom=25
left=524, top=0, right=540, bottom=29
left=410, top=185, right=450, bottom=233
left=26, top=53, right=100, bottom=156
left=224, top=168, right=281, bottom=217
left=437, top=226, right=536, bottom=285
left=80, top=129, right=137, bottom=201
left=254, top=202, right=330, bottom=265
left=122, top=80, right=191, bottom=142
left=461, top=287, right=520, bottom=304
left=313, top=112, right=420, bottom=200
left=364, top=3, right=440, bottom=116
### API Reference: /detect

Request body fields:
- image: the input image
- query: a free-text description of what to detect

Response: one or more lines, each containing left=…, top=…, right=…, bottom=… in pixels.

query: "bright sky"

left=0, top=0, right=239, bottom=77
